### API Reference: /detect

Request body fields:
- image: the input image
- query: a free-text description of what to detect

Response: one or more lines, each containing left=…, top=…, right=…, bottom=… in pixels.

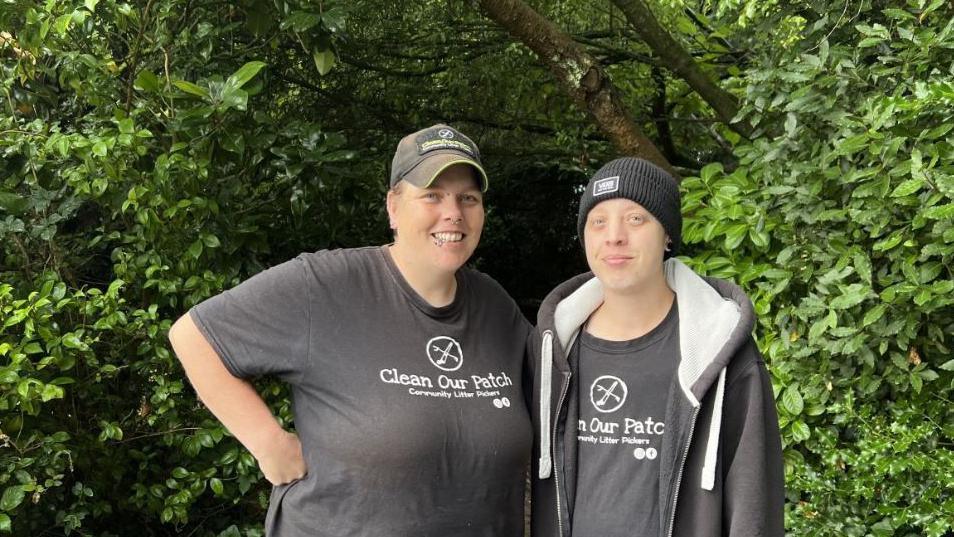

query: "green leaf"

left=84, top=0, right=100, bottom=11
left=173, top=80, right=211, bottom=99
left=939, top=359, right=954, bottom=371
left=872, top=231, right=904, bottom=252
left=61, top=333, right=85, bottom=349
left=784, top=113, right=797, bottom=136
left=781, top=387, right=804, bottom=415
left=836, top=133, right=869, bottom=155
left=922, top=203, right=954, bottom=220
left=55, top=13, right=73, bottom=35
left=201, top=234, right=220, bottom=248
left=172, top=467, right=189, bottom=479
left=322, top=7, right=348, bottom=32
left=40, top=384, right=64, bottom=402
left=92, top=141, right=108, bottom=157
left=699, top=162, right=723, bottom=183
left=0, top=513, right=10, bottom=532
left=17, top=379, right=33, bottom=399
left=790, top=421, right=811, bottom=442
left=187, top=240, right=203, bottom=259
left=861, top=304, right=887, bottom=327
left=220, top=87, right=248, bottom=111
left=917, top=369, right=939, bottom=382
left=281, top=11, right=322, bottom=32
left=0, top=486, right=24, bottom=511
left=723, top=223, right=748, bottom=250
left=134, top=70, right=160, bottom=92
left=870, top=518, right=894, bottom=537
left=852, top=251, right=871, bottom=283
left=830, top=283, right=868, bottom=309
left=808, top=316, right=829, bottom=341
left=890, top=178, right=923, bottom=197
left=312, top=49, right=336, bottom=76
left=21, top=342, right=42, bottom=354
left=107, top=279, right=125, bottom=296
left=210, top=477, right=224, bottom=495
left=217, top=525, right=241, bottom=537
left=226, top=61, right=266, bottom=90
left=910, top=371, right=923, bottom=393
left=0, top=192, right=29, bottom=215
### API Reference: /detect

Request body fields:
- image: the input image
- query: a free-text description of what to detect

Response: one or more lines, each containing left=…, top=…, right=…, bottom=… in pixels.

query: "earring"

left=665, top=239, right=672, bottom=252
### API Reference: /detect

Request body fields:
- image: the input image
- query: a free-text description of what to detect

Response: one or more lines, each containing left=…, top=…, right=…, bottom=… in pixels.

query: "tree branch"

left=476, top=0, right=675, bottom=176
left=611, top=0, right=750, bottom=137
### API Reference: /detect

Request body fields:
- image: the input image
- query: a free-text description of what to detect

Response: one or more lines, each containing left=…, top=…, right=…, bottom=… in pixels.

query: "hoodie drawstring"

left=539, top=331, right=554, bottom=479
left=701, top=367, right=727, bottom=491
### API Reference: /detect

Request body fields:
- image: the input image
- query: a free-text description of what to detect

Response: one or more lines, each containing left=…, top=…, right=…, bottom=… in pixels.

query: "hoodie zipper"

left=552, top=371, right=571, bottom=537
left=666, top=406, right=700, bottom=537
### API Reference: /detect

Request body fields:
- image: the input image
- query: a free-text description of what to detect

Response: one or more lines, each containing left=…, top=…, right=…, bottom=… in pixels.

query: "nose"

left=605, top=219, right=627, bottom=245
left=442, top=196, right=464, bottom=224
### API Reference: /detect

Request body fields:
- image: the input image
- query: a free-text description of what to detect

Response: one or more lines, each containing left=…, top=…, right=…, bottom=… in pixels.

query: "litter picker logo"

left=426, top=336, right=463, bottom=372
left=590, top=375, right=628, bottom=413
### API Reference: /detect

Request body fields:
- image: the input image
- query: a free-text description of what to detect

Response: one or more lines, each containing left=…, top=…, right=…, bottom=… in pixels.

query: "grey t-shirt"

left=570, top=301, right=679, bottom=537
left=190, top=246, right=532, bottom=537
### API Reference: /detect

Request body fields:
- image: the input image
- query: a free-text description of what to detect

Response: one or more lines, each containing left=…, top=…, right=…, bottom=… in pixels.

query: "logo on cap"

left=438, top=128, right=455, bottom=139
left=594, top=176, right=619, bottom=196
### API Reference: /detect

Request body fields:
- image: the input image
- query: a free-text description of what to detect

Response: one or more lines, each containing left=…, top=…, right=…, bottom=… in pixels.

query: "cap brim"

left=403, top=153, right=489, bottom=192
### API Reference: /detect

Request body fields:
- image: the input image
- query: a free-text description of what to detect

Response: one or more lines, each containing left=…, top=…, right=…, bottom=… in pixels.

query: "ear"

left=386, top=190, right=399, bottom=229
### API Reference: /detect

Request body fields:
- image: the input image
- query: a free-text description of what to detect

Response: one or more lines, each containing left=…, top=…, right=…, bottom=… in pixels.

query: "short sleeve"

left=189, top=255, right=311, bottom=382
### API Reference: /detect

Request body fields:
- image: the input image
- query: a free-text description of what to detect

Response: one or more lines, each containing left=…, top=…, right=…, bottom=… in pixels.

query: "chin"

left=431, top=248, right=473, bottom=273
left=597, top=272, right=644, bottom=293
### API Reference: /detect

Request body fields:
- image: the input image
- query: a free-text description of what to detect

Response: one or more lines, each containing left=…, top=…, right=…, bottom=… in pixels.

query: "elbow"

left=167, top=314, right=194, bottom=361
left=167, top=315, right=184, bottom=345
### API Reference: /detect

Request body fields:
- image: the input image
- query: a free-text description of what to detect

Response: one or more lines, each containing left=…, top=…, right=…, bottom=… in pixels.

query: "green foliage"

left=1, top=0, right=373, bottom=534
left=1, top=0, right=952, bottom=535
left=681, top=2, right=954, bottom=535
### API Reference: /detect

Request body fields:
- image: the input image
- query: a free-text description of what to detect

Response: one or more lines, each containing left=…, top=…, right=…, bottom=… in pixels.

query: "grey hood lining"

left=537, top=258, right=753, bottom=491
left=551, top=259, right=742, bottom=402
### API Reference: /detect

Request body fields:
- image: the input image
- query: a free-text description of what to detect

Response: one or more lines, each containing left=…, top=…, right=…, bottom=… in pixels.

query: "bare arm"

left=168, top=313, right=307, bottom=485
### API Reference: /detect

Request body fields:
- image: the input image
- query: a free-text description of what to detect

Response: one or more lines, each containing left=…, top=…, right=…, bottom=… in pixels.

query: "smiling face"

left=387, top=163, right=485, bottom=276
left=583, top=198, right=669, bottom=296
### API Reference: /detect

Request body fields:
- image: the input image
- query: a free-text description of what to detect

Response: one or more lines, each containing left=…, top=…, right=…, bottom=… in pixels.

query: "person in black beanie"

left=530, top=157, right=784, bottom=537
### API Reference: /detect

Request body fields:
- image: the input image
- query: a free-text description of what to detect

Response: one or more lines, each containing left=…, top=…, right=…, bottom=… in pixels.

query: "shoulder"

left=295, top=246, right=383, bottom=282
left=725, top=337, right=768, bottom=389
left=461, top=266, right=517, bottom=305
left=462, top=265, right=507, bottom=291
left=460, top=266, right=530, bottom=328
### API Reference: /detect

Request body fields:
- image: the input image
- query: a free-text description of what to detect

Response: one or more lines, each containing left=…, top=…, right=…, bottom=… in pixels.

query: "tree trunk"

left=475, top=0, right=676, bottom=177
left=611, top=0, right=750, bottom=137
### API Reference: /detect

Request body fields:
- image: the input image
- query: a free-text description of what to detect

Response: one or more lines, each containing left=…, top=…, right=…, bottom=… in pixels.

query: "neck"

left=587, top=277, right=675, bottom=341
left=387, top=243, right=458, bottom=307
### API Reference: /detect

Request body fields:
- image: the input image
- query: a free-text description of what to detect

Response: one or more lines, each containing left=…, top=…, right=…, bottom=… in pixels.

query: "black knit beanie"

left=577, top=157, right=681, bottom=258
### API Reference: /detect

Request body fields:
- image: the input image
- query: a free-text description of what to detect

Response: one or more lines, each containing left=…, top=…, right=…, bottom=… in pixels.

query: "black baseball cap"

left=389, top=124, right=489, bottom=192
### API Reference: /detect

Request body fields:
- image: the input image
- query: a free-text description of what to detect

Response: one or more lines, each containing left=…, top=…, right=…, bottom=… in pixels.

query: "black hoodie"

left=529, top=259, right=784, bottom=537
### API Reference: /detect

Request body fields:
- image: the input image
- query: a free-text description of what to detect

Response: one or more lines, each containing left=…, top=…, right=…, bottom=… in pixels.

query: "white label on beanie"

left=594, top=176, right=619, bottom=196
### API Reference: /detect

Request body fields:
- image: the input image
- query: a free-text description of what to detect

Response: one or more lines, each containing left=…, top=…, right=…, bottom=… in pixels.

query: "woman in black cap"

left=169, top=124, right=531, bottom=536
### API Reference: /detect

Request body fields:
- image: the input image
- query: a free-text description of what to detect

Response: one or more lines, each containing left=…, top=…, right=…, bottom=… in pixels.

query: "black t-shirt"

left=190, top=246, right=532, bottom=537
left=571, top=301, right=679, bottom=537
